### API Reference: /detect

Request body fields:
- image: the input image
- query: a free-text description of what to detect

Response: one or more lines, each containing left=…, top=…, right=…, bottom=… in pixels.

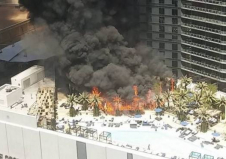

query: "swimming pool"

left=110, top=129, right=225, bottom=158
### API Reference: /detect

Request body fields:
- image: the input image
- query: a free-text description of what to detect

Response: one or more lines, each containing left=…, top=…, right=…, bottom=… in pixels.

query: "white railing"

left=181, top=57, right=221, bottom=71
left=181, top=23, right=225, bottom=35
left=182, top=4, right=226, bottom=16
left=182, top=13, right=226, bottom=26
left=181, top=66, right=226, bottom=82
left=181, top=49, right=226, bottom=63
left=181, top=31, right=224, bottom=44
left=186, top=0, right=226, bottom=6
left=181, top=40, right=223, bottom=53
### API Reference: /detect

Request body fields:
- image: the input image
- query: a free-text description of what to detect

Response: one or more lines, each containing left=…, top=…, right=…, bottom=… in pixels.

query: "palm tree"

left=89, top=95, right=103, bottom=116
left=173, top=99, right=188, bottom=121
left=78, top=92, right=90, bottom=110
left=155, top=95, right=164, bottom=108
left=113, top=95, right=122, bottom=116
left=196, top=82, right=208, bottom=99
left=67, top=94, right=79, bottom=117
left=163, top=89, right=173, bottom=110
left=203, top=90, right=216, bottom=108
left=198, top=105, right=210, bottom=133
left=176, top=89, right=189, bottom=101
left=180, top=76, right=192, bottom=90
left=216, top=97, right=226, bottom=120
left=192, top=92, right=203, bottom=108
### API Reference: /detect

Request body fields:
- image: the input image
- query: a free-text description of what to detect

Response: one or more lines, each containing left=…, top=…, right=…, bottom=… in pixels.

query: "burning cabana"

left=99, top=131, right=112, bottom=143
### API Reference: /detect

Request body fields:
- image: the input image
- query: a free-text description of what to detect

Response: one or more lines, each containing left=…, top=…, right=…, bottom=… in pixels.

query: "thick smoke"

left=20, top=0, right=172, bottom=100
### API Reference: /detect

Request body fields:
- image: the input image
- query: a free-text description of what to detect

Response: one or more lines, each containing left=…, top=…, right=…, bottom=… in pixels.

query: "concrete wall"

left=6, top=86, right=22, bottom=107
left=11, top=67, right=44, bottom=89
left=0, top=121, right=165, bottom=159
left=0, top=109, right=37, bottom=128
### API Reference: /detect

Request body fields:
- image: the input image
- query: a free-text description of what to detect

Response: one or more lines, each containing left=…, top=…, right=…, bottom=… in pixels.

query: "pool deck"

left=56, top=99, right=226, bottom=159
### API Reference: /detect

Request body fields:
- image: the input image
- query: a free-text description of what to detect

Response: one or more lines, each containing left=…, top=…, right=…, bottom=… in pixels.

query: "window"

left=148, top=7, right=152, bottom=13
left=149, top=25, right=152, bottom=30
left=172, top=27, right=178, bottom=33
left=149, top=16, right=152, bottom=22
left=172, top=44, right=178, bottom=50
left=159, top=17, right=165, bottom=23
left=160, top=51, right=165, bottom=56
left=172, top=69, right=178, bottom=76
left=159, top=8, right=164, bottom=14
left=172, top=35, right=177, bottom=39
left=159, top=34, right=165, bottom=38
left=172, top=9, right=178, bottom=15
left=147, top=41, right=152, bottom=46
left=172, top=61, right=178, bottom=67
left=159, top=25, right=165, bottom=32
left=147, top=33, right=152, bottom=38
left=172, top=0, right=177, bottom=6
left=159, top=0, right=164, bottom=4
left=172, top=53, right=178, bottom=59
left=172, top=18, right=178, bottom=24
left=159, top=43, right=165, bottom=49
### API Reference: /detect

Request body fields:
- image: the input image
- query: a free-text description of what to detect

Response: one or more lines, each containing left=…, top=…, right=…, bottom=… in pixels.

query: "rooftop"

left=0, top=6, right=28, bottom=30
left=0, top=69, right=55, bottom=115
left=0, top=84, right=20, bottom=95
left=11, top=65, right=44, bottom=81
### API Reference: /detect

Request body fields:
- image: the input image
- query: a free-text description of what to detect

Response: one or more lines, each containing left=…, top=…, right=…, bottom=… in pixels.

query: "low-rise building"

left=0, top=84, right=22, bottom=107
left=11, top=65, right=45, bottom=89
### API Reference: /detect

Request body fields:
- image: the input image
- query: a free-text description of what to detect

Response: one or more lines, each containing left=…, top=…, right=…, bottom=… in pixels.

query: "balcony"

left=181, top=49, right=226, bottom=63
left=181, top=23, right=226, bottom=35
left=181, top=57, right=226, bottom=72
left=181, top=66, right=226, bottom=83
left=182, top=4, right=226, bottom=16
left=186, top=0, right=226, bottom=6
left=181, top=40, right=225, bottom=54
left=182, top=13, right=226, bottom=26
left=181, top=31, right=226, bottom=45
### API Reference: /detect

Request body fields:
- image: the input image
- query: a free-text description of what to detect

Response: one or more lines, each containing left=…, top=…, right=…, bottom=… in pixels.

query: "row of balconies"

left=182, top=4, right=226, bottom=16
left=182, top=13, right=226, bottom=26
left=181, top=65, right=226, bottom=82
left=181, top=57, right=223, bottom=71
left=186, top=0, right=226, bottom=6
left=182, top=23, right=226, bottom=35
left=181, top=40, right=224, bottom=53
left=181, top=49, right=226, bottom=63
left=181, top=31, right=226, bottom=45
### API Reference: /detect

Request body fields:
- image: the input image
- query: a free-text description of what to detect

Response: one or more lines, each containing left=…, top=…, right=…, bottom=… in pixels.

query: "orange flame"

left=92, top=87, right=101, bottom=96
left=171, top=78, right=174, bottom=91
left=133, top=85, right=138, bottom=96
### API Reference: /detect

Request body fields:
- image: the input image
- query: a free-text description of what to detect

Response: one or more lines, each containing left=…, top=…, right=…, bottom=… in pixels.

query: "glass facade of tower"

left=181, top=0, right=226, bottom=89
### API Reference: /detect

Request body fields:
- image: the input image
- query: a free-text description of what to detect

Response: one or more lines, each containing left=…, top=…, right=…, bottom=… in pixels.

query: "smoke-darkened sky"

left=19, top=0, right=172, bottom=100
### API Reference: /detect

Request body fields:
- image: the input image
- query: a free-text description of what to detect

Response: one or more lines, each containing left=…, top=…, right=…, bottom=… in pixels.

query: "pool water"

left=110, top=129, right=225, bottom=158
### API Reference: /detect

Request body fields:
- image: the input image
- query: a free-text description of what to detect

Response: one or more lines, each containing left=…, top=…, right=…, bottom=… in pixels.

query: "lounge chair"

left=214, top=144, right=223, bottom=149
left=203, top=141, right=214, bottom=145
left=212, top=138, right=220, bottom=143
left=188, top=135, right=198, bottom=142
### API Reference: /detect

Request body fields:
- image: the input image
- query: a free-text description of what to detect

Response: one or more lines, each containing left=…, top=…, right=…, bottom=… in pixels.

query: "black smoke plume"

left=19, top=0, right=172, bottom=100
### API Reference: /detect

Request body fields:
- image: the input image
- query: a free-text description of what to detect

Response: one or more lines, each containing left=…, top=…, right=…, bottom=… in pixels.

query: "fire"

left=92, top=87, right=101, bottom=96
left=171, top=78, right=174, bottom=91
left=133, top=85, right=138, bottom=96
left=89, top=84, right=168, bottom=115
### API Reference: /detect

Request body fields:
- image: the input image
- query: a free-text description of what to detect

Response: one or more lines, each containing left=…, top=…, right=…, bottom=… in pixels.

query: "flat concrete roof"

left=0, top=6, right=28, bottom=30
left=11, top=65, right=44, bottom=81
left=0, top=84, right=20, bottom=95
